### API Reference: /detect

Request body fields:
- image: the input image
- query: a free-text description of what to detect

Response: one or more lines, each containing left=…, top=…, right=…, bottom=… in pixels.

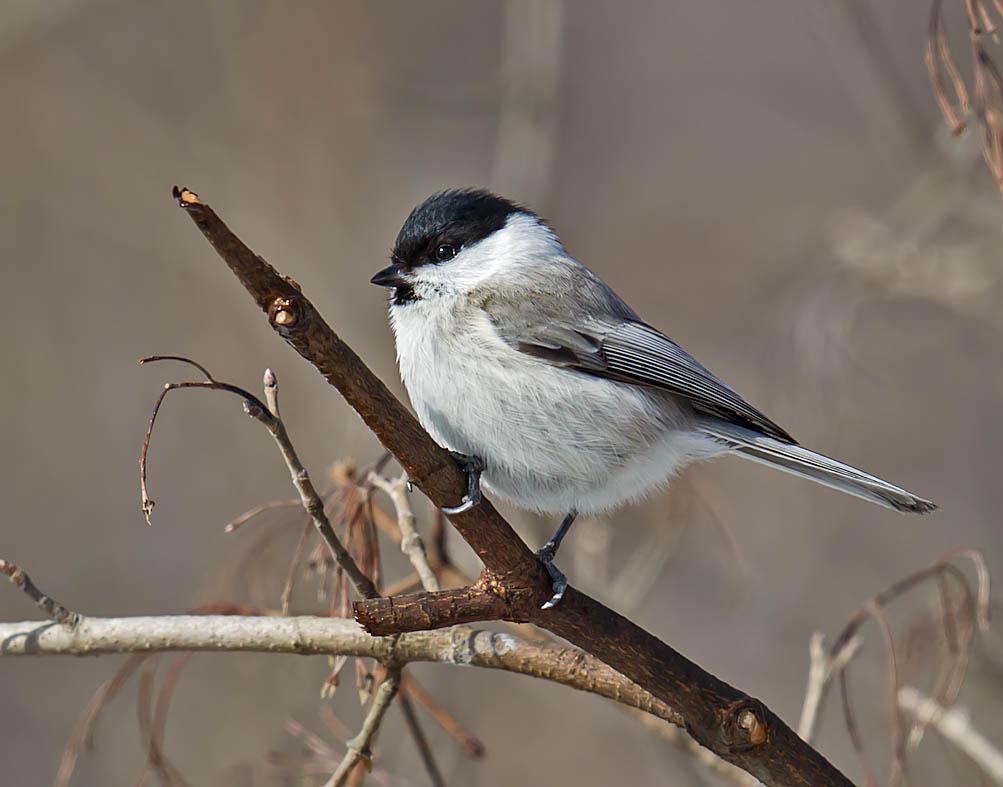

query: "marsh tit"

left=372, top=189, right=936, bottom=607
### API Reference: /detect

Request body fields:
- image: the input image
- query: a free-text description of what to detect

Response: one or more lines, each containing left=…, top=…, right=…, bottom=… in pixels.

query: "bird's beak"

left=370, top=263, right=407, bottom=288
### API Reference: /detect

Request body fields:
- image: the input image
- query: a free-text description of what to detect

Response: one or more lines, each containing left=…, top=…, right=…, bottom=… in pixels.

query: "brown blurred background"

left=1, top=1, right=1001, bottom=785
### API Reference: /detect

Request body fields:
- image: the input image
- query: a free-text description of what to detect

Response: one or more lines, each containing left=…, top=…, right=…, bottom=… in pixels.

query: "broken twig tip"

left=171, top=186, right=201, bottom=206
left=142, top=498, right=155, bottom=525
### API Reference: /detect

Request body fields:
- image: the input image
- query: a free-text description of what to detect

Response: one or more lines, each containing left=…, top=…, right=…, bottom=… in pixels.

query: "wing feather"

left=506, top=317, right=795, bottom=443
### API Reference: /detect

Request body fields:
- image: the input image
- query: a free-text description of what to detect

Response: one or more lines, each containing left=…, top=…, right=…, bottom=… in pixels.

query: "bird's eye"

left=435, top=244, right=457, bottom=262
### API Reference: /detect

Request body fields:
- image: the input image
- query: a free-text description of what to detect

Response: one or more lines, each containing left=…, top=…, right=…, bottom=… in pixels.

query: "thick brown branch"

left=171, top=187, right=853, bottom=786
left=171, top=187, right=536, bottom=584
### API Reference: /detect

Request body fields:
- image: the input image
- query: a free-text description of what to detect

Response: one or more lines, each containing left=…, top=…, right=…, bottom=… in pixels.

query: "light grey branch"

left=898, top=686, right=1003, bottom=785
left=797, top=630, right=862, bottom=743
left=369, top=472, right=440, bottom=592
left=326, top=669, right=401, bottom=787
left=0, top=615, right=681, bottom=727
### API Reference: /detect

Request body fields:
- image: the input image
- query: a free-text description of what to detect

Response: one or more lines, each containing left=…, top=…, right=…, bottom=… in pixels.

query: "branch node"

left=723, top=698, right=769, bottom=750
left=171, top=185, right=201, bottom=206
left=269, top=296, right=301, bottom=329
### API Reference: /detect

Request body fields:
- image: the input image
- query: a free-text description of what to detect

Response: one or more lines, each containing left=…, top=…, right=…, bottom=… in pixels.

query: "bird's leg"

left=536, top=509, right=578, bottom=609
left=441, top=452, right=484, bottom=515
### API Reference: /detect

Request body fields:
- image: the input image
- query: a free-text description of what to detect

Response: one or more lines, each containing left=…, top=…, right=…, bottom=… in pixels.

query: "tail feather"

left=698, top=421, right=937, bottom=514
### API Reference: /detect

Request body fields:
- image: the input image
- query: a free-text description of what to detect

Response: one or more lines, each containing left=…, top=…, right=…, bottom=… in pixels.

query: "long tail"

left=698, top=420, right=937, bottom=514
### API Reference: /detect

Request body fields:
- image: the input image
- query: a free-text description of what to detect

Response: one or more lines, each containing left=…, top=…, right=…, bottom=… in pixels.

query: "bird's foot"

left=535, top=541, right=567, bottom=610
left=441, top=452, right=484, bottom=515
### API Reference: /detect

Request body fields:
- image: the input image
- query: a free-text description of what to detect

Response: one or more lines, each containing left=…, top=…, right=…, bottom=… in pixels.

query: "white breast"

left=389, top=297, right=726, bottom=515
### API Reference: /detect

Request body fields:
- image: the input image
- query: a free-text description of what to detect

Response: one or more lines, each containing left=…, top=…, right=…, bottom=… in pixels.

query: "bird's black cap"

left=391, top=189, right=525, bottom=269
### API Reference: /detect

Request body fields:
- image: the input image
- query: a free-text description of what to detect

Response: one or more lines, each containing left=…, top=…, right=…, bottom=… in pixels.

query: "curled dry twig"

left=139, top=356, right=378, bottom=601
left=796, top=549, right=991, bottom=786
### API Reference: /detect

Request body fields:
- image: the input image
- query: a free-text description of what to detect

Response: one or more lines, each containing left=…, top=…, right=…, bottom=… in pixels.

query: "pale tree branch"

left=369, top=472, right=440, bottom=592
left=0, top=614, right=685, bottom=728
left=897, top=686, right=1003, bottom=785
left=326, top=669, right=401, bottom=787
left=798, top=631, right=863, bottom=744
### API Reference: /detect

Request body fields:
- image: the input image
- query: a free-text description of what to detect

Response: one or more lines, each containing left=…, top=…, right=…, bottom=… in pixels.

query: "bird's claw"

left=536, top=541, right=567, bottom=609
left=442, top=452, right=484, bottom=515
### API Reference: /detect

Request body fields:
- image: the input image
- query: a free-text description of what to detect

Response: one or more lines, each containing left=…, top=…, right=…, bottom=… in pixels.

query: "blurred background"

left=1, top=1, right=1001, bottom=785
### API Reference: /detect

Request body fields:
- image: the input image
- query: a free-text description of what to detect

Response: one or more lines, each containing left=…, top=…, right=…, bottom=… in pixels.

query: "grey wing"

left=495, top=316, right=796, bottom=443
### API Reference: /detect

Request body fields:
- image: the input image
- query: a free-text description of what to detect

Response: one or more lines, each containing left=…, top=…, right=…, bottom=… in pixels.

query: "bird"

left=371, top=188, right=937, bottom=607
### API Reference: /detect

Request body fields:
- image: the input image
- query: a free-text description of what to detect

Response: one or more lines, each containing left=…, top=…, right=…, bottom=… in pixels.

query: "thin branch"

left=396, top=690, right=446, bottom=787
left=797, top=630, right=862, bottom=744
left=139, top=357, right=377, bottom=601
left=224, top=499, right=300, bottom=533
left=839, top=668, right=876, bottom=787
left=369, top=472, right=440, bottom=592
left=281, top=518, right=314, bottom=615
left=325, top=669, right=401, bottom=787
left=898, top=686, right=1003, bottom=785
left=55, top=654, right=147, bottom=787
left=861, top=600, right=907, bottom=787
left=401, top=672, right=485, bottom=759
left=0, top=559, right=80, bottom=629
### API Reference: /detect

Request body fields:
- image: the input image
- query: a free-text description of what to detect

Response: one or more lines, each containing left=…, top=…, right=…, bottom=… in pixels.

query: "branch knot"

left=722, top=698, right=769, bottom=751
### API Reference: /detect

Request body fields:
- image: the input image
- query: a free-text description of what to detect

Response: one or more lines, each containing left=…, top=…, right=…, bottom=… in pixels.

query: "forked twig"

left=325, top=670, right=401, bottom=787
left=139, top=357, right=377, bottom=600
left=797, top=630, right=862, bottom=744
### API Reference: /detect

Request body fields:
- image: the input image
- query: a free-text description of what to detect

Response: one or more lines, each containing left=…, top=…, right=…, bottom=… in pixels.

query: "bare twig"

left=139, top=357, right=377, bottom=601
left=898, top=686, right=1003, bottom=784
left=401, top=673, right=485, bottom=759
left=325, top=669, right=401, bottom=787
left=799, top=550, right=990, bottom=784
left=839, top=670, right=876, bottom=787
left=0, top=559, right=79, bottom=629
left=369, top=472, right=439, bottom=592
left=829, top=550, right=990, bottom=661
left=926, top=0, right=1003, bottom=188
left=797, top=630, right=862, bottom=744
left=224, top=499, right=300, bottom=533
left=280, top=518, right=315, bottom=615
left=56, top=654, right=147, bottom=787
left=397, top=690, right=446, bottom=787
